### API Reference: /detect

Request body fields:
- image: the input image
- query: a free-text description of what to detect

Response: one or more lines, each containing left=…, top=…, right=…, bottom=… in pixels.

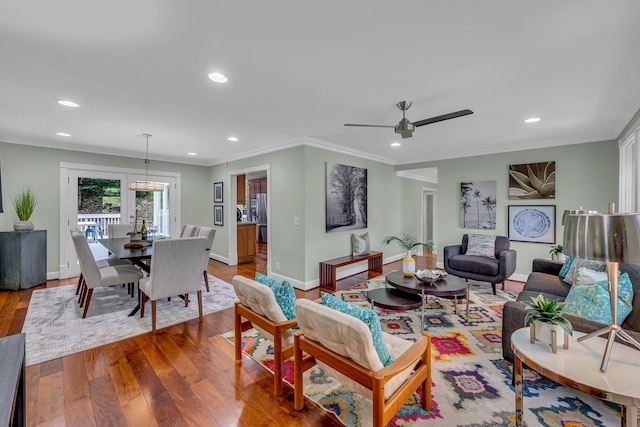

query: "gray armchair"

left=443, top=234, right=516, bottom=294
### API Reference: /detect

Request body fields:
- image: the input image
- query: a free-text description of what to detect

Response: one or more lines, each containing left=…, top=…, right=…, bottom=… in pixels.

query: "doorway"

left=421, top=188, right=437, bottom=256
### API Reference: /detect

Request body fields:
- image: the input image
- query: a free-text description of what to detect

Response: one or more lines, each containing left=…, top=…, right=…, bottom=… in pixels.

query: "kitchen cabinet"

left=237, top=223, right=256, bottom=264
left=236, top=175, right=246, bottom=205
left=248, top=177, right=267, bottom=199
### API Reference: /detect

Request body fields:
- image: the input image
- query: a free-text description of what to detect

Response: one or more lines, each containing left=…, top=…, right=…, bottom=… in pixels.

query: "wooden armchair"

left=232, top=275, right=298, bottom=396
left=293, top=299, right=431, bottom=427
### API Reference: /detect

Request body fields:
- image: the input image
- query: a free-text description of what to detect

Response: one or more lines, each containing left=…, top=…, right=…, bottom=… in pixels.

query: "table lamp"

left=563, top=203, right=640, bottom=372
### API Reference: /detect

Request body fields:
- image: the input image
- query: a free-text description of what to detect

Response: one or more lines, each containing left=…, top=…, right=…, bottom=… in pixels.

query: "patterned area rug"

left=22, top=275, right=238, bottom=366
left=224, top=276, right=621, bottom=426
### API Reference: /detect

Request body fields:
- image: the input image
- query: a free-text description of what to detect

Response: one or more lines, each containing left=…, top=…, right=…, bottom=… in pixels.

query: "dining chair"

left=195, top=226, right=216, bottom=291
left=138, top=237, right=207, bottom=334
left=108, top=223, right=133, bottom=238
left=71, top=233, right=144, bottom=318
left=180, top=224, right=200, bottom=237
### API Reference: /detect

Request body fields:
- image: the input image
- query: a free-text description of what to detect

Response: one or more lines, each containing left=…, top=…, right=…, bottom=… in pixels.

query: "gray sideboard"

left=0, top=230, right=47, bottom=290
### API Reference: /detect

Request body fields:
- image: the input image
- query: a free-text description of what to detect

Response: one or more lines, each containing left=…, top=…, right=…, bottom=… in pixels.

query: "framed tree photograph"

left=508, top=205, right=556, bottom=243
left=214, top=205, right=224, bottom=226
left=325, top=162, right=367, bottom=233
left=214, top=182, right=223, bottom=203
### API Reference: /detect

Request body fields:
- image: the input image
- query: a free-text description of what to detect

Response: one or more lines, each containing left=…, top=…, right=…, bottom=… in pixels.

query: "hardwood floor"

left=0, top=244, right=523, bottom=426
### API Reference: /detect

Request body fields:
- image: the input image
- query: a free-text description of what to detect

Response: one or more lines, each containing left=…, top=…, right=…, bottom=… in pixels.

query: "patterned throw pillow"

left=563, top=272, right=634, bottom=325
left=465, top=234, right=496, bottom=258
left=255, top=273, right=297, bottom=320
left=351, top=232, right=371, bottom=256
left=562, top=258, right=606, bottom=285
left=321, top=292, right=393, bottom=367
left=558, top=256, right=574, bottom=280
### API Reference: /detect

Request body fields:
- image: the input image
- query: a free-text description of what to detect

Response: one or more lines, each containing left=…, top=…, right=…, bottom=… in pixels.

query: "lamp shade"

left=128, top=181, right=165, bottom=192
left=563, top=213, right=640, bottom=263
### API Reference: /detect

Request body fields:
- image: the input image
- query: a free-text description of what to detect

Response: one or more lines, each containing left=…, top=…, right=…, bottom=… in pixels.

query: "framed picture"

left=214, top=182, right=223, bottom=203
left=460, top=181, right=496, bottom=229
left=508, top=205, right=556, bottom=243
left=214, top=205, right=224, bottom=226
left=508, top=161, right=555, bottom=199
left=326, top=162, right=367, bottom=233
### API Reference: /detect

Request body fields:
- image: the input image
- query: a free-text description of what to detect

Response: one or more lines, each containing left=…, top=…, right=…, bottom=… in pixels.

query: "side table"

left=511, top=327, right=640, bottom=427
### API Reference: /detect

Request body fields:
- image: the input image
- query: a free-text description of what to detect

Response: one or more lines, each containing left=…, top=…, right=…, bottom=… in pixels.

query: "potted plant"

left=524, top=294, right=572, bottom=352
left=12, top=187, right=38, bottom=231
left=381, top=233, right=436, bottom=277
left=549, top=243, right=565, bottom=261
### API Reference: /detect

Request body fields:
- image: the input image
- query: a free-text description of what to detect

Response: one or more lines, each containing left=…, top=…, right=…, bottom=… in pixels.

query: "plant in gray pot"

left=12, top=187, right=37, bottom=231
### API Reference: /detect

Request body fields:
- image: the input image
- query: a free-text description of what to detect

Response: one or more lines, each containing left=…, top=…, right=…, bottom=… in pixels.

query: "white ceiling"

left=1, top=1, right=639, bottom=167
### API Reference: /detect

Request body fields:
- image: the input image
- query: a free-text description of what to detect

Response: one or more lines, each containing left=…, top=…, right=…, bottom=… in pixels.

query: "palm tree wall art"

left=459, top=180, right=496, bottom=229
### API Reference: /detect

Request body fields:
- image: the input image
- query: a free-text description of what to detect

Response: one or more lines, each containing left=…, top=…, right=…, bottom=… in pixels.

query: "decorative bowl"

left=414, top=269, right=447, bottom=284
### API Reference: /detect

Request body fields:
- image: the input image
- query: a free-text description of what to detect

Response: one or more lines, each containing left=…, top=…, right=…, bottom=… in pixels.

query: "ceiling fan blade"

left=344, top=123, right=396, bottom=128
left=412, top=109, right=474, bottom=127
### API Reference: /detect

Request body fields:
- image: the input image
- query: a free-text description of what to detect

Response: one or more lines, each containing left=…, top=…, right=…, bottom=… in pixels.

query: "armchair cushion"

left=255, top=273, right=297, bottom=320
left=321, top=292, right=392, bottom=367
left=448, top=254, right=499, bottom=276
left=465, top=234, right=497, bottom=258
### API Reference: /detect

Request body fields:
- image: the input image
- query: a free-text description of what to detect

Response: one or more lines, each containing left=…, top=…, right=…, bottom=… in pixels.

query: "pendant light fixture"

left=128, top=133, right=165, bottom=192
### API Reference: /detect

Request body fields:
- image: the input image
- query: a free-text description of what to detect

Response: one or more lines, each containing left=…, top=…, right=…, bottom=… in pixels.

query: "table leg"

left=465, top=283, right=470, bottom=323
left=453, top=295, right=458, bottom=315
left=515, top=355, right=523, bottom=426
left=622, top=405, right=638, bottom=427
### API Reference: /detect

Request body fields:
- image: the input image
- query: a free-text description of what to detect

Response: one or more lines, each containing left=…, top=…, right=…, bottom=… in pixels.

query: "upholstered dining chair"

left=180, top=224, right=200, bottom=237
left=293, top=298, right=431, bottom=427
left=71, top=233, right=144, bottom=318
left=444, top=234, right=517, bottom=294
left=195, top=226, right=216, bottom=292
left=139, top=237, right=207, bottom=334
left=108, top=223, right=133, bottom=238
left=232, top=275, right=298, bottom=396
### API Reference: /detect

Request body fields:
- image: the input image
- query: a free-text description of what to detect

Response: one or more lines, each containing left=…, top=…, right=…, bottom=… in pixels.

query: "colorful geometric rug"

left=224, top=276, right=621, bottom=426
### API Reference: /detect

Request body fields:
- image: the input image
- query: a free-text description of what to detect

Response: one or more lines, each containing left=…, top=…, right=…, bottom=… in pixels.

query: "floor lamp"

left=563, top=204, right=640, bottom=372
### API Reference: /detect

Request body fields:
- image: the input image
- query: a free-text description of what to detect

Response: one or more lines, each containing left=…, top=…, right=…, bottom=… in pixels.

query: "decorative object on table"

left=549, top=243, right=565, bottom=261
left=214, top=205, right=224, bottom=226
left=11, top=186, right=37, bottom=231
left=140, top=220, right=147, bottom=240
left=381, top=233, right=435, bottom=277
left=460, top=180, right=496, bottom=230
left=414, top=269, right=447, bottom=283
left=523, top=293, right=572, bottom=353
left=128, top=134, right=165, bottom=192
left=325, top=162, right=367, bottom=233
left=214, top=181, right=223, bottom=203
left=124, top=241, right=151, bottom=249
left=508, top=161, right=555, bottom=200
left=563, top=202, right=640, bottom=372
left=508, top=204, right=556, bottom=244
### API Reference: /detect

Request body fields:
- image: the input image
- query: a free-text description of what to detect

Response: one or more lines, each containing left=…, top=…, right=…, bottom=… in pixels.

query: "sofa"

left=502, top=258, right=640, bottom=363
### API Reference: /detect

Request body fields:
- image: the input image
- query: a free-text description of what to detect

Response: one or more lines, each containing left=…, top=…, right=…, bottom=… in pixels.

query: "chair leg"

left=82, top=289, right=93, bottom=318
left=75, top=273, right=84, bottom=295
left=491, top=283, right=497, bottom=295
left=184, top=293, right=189, bottom=307
left=140, top=292, right=146, bottom=317
left=197, top=290, right=203, bottom=321
left=203, top=271, right=209, bottom=292
left=151, top=300, right=157, bottom=335
left=79, top=284, right=87, bottom=306
left=294, top=335, right=304, bottom=410
left=234, top=303, right=242, bottom=364
left=273, top=334, right=283, bottom=396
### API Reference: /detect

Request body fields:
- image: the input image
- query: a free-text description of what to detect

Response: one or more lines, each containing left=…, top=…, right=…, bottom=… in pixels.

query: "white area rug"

left=21, top=275, right=238, bottom=366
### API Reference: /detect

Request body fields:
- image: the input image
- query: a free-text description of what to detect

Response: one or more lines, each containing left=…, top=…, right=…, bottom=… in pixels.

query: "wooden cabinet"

left=237, top=223, right=256, bottom=264
left=0, top=230, right=47, bottom=290
left=248, top=177, right=267, bottom=200
left=236, top=175, right=246, bottom=205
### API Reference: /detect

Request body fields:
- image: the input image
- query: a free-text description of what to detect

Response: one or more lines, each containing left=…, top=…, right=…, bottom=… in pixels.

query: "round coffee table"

left=366, top=287, right=423, bottom=311
left=385, top=270, right=470, bottom=327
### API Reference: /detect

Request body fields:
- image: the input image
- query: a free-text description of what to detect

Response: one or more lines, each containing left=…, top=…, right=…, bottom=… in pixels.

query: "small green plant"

left=12, top=187, right=37, bottom=221
left=381, top=233, right=436, bottom=253
left=549, top=244, right=564, bottom=256
left=523, top=294, right=572, bottom=336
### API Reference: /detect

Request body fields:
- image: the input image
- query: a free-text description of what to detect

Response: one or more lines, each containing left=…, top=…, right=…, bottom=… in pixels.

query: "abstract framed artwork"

left=214, top=205, right=224, bottom=226
left=214, top=182, right=223, bottom=203
left=508, top=205, right=556, bottom=243
left=508, top=161, right=555, bottom=199
left=326, top=162, right=367, bottom=233
left=460, top=180, right=496, bottom=229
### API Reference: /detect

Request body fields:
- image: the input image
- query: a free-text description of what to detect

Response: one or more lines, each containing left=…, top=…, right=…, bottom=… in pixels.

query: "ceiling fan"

left=344, top=101, right=473, bottom=139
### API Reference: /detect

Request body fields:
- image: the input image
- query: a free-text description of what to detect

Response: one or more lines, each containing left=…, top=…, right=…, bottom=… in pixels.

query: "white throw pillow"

left=563, top=258, right=606, bottom=285
left=352, top=232, right=371, bottom=256
left=574, top=267, right=608, bottom=286
left=465, top=234, right=496, bottom=258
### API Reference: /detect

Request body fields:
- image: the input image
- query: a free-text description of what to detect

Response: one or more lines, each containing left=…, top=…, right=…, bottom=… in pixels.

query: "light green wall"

left=0, top=142, right=211, bottom=275
left=397, top=140, right=619, bottom=277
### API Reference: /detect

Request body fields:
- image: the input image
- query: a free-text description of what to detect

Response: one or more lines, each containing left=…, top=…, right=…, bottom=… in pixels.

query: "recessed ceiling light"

left=187, top=152, right=197, bottom=156
left=391, top=142, right=401, bottom=147
left=227, top=136, right=239, bottom=142
left=57, top=99, right=80, bottom=107
left=56, top=132, right=71, bottom=137
left=208, top=72, right=228, bottom=83
left=524, top=117, right=541, bottom=123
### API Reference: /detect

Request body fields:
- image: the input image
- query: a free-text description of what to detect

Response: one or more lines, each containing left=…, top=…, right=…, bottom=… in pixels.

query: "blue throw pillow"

left=563, top=272, right=634, bottom=325
left=321, top=292, right=393, bottom=367
left=558, top=256, right=574, bottom=280
left=255, top=273, right=296, bottom=320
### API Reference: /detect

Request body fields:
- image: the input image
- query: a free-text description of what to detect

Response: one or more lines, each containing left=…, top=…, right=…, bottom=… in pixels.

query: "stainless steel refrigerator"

left=256, top=193, right=267, bottom=243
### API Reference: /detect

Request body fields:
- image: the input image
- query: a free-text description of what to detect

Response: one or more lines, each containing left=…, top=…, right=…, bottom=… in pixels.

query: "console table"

left=0, top=333, right=26, bottom=427
left=0, top=230, right=47, bottom=290
left=511, top=327, right=640, bottom=427
left=319, top=251, right=383, bottom=291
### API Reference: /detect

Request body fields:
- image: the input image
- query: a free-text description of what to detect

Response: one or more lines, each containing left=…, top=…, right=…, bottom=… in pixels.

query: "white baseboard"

left=210, top=253, right=229, bottom=264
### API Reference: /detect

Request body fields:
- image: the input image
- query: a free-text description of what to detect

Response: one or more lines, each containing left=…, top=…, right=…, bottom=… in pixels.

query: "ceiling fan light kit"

left=344, top=100, right=473, bottom=139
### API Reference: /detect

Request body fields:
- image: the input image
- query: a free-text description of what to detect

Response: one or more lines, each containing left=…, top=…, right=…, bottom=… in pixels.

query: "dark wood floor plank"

left=35, top=371, right=65, bottom=426
left=62, top=353, right=97, bottom=427
left=88, top=374, right=129, bottom=427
